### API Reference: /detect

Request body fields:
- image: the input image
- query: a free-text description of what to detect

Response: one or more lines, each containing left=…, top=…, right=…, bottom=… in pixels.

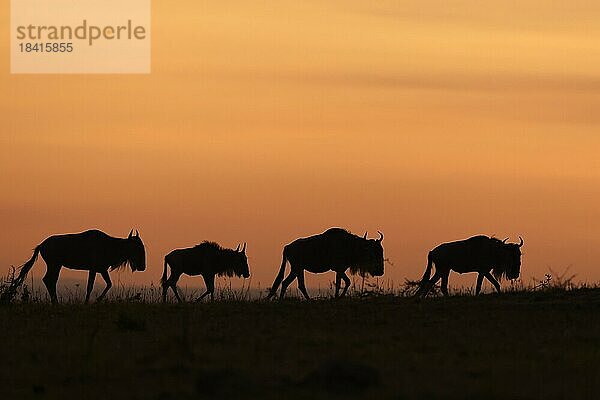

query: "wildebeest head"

left=494, top=237, right=523, bottom=280
left=352, top=231, right=385, bottom=277
left=127, top=229, right=146, bottom=272
left=230, top=242, right=250, bottom=278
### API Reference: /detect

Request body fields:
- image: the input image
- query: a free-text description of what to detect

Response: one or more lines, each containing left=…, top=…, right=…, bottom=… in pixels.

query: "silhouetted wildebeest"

left=415, top=235, right=524, bottom=297
left=11, top=229, right=146, bottom=303
left=161, top=242, right=250, bottom=302
left=267, top=228, right=385, bottom=300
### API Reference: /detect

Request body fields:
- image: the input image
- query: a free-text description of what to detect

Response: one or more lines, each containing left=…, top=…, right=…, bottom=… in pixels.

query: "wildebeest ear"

left=242, top=242, right=246, bottom=253
left=363, top=231, right=368, bottom=239
left=235, top=244, right=240, bottom=252
left=134, top=229, right=139, bottom=237
left=128, top=229, right=134, bottom=238
left=377, top=231, right=384, bottom=242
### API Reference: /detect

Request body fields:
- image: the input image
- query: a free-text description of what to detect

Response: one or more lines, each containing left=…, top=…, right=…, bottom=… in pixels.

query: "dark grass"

left=0, top=288, right=599, bottom=399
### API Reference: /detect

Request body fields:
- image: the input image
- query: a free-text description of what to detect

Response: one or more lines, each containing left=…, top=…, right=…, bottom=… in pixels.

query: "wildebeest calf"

left=161, top=241, right=250, bottom=302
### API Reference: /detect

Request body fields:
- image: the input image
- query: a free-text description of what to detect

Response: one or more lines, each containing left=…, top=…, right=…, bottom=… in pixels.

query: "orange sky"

left=1, top=1, right=600, bottom=292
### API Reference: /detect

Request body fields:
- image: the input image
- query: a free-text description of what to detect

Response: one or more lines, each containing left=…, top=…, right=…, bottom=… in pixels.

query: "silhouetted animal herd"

left=9, top=228, right=524, bottom=303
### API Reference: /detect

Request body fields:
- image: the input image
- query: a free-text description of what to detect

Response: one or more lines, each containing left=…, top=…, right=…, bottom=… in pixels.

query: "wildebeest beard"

left=348, top=253, right=383, bottom=277
left=109, top=257, right=138, bottom=272
left=194, top=242, right=248, bottom=278
left=343, top=235, right=384, bottom=277
left=216, top=252, right=247, bottom=278
left=490, top=238, right=523, bottom=281
left=109, top=237, right=145, bottom=272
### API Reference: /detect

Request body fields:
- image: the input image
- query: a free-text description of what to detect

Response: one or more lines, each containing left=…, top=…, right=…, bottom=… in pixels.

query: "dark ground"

left=1, top=288, right=599, bottom=399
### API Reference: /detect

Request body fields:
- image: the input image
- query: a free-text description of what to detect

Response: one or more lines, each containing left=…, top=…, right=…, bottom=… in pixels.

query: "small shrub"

left=533, top=267, right=577, bottom=291
left=0, top=267, right=21, bottom=304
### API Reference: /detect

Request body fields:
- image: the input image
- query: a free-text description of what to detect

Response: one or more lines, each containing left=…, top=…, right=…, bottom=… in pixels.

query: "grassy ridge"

left=1, top=289, right=599, bottom=399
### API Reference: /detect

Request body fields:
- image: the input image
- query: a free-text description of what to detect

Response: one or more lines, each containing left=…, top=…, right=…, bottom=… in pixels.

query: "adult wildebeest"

left=10, top=229, right=146, bottom=303
left=161, top=241, right=250, bottom=302
left=267, top=228, right=385, bottom=300
left=415, top=235, right=524, bottom=297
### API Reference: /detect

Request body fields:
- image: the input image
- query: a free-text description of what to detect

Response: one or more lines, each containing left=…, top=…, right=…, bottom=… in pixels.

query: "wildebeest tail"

left=267, top=247, right=288, bottom=298
left=14, top=245, right=41, bottom=288
left=160, top=257, right=169, bottom=286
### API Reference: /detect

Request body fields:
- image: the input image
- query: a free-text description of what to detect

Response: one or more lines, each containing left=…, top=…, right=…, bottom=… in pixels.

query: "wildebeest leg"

left=267, top=251, right=289, bottom=300
left=475, top=273, right=484, bottom=295
left=334, top=273, right=342, bottom=298
left=418, top=272, right=442, bottom=297
left=96, top=270, right=113, bottom=302
left=196, top=274, right=215, bottom=302
left=164, top=271, right=183, bottom=303
left=85, top=271, right=96, bottom=304
left=172, top=285, right=183, bottom=303
left=483, top=272, right=501, bottom=293
left=279, top=271, right=298, bottom=300
left=42, top=264, right=61, bottom=304
left=440, top=272, right=450, bottom=296
left=161, top=282, right=168, bottom=303
left=340, top=272, right=351, bottom=297
left=297, top=270, right=310, bottom=300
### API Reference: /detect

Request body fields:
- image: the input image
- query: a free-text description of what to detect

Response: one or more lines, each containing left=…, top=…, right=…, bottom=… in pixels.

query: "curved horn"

left=235, top=244, right=240, bottom=252
left=242, top=242, right=246, bottom=253
left=128, top=229, right=134, bottom=238
left=502, top=238, right=509, bottom=244
left=518, top=236, right=524, bottom=247
left=135, top=229, right=139, bottom=237
left=377, top=231, right=384, bottom=241
left=363, top=231, right=368, bottom=239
